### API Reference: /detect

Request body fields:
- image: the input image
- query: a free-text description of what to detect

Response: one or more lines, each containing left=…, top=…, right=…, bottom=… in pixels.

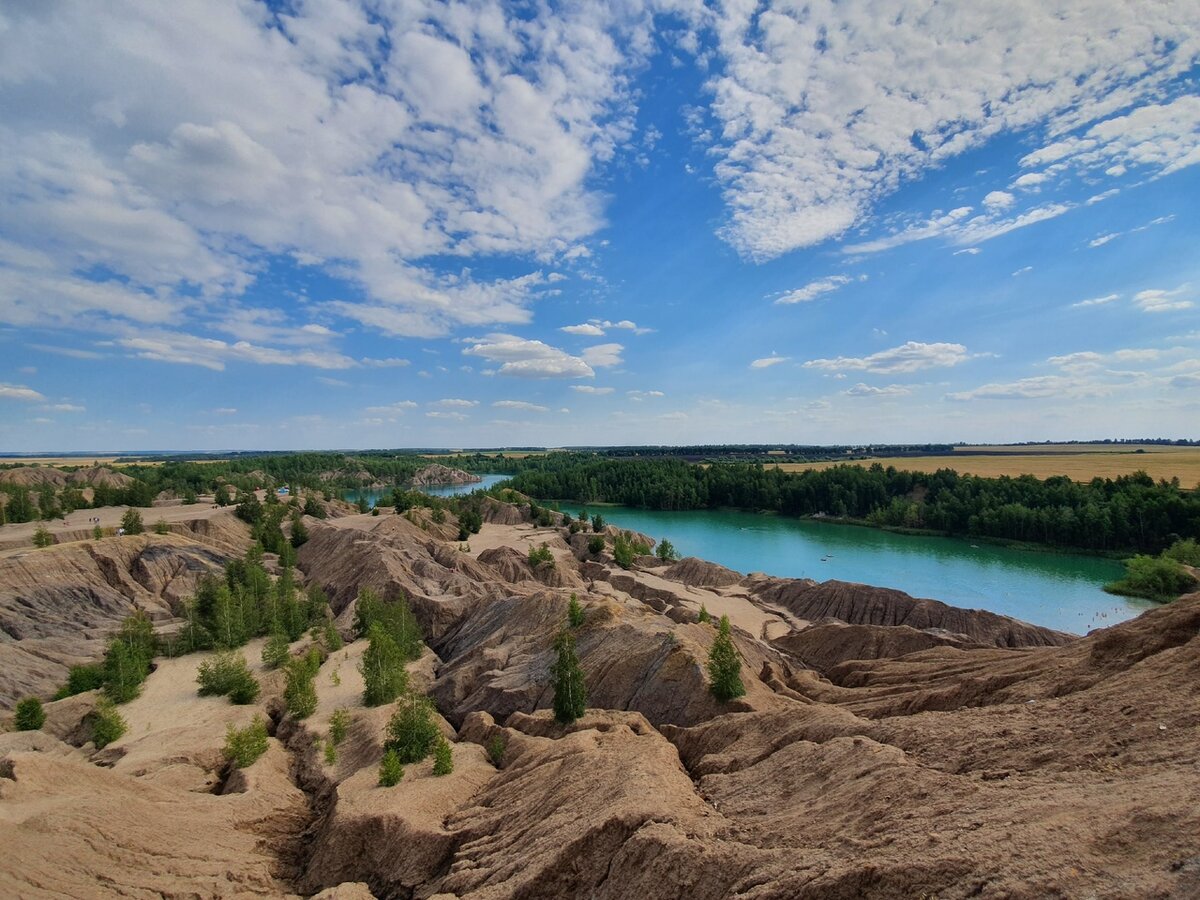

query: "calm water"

left=345, top=473, right=509, bottom=507
left=560, top=504, right=1148, bottom=635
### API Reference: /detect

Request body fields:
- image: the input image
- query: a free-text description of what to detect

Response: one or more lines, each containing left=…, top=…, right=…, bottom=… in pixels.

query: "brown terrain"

left=1, top=496, right=1198, bottom=898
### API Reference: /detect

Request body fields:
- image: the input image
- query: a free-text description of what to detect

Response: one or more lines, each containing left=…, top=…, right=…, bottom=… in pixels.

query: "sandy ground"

left=0, top=498, right=236, bottom=548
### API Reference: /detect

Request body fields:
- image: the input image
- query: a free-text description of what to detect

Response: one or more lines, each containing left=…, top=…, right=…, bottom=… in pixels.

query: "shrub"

left=591, top=514, right=605, bottom=532
left=567, top=593, right=585, bottom=629
left=361, top=623, right=408, bottom=707
left=1163, top=538, right=1200, bottom=567
left=329, top=708, right=350, bottom=745
left=153, top=519, right=170, bottom=535
left=354, top=589, right=423, bottom=660
left=656, top=538, right=679, bottom=562
left=55, top=663, right=106, bottom=699
left=384, top=692, right=440, bottom=763
left=378, top=748, right=404, bottom=787
left=587, top=535, right=605, bottom=556
left=697, top=604, right=711, bottom=625
left=290, top=514, right=309, bottom=547
left=119, top=508, right=144, bottom=535
left=322, top=621, right=343, bottom=652
left=432, top=735, right=454, bottom=776
left=196, top=652, right=260, bottom=704
left=224, top=715, right=269, bottom=768
left=707, top=615, right=745, bottom=701
left=91, top=699, right=127, bottom=749
left=551, top=629, right=586, bottom=725
left=324, top=739, right=337, bottom=766
left=303, top=495, right=326, bottom=519
left=487, top=735, right=506, bottom=767
left=32, top=526, right=53, bottom=548
left=284, top=649, right=321, bottom=719
left=262, top=632, right=291, bottom=669
left=528, top=543, right=554, bottom=569
left=103, top=640, right=149, bottom=704
left=612, top=535, right=635, bottom=570
left=14, top=697, right=46, bottom=731
left=93, top=524, right=103, bottom=540
left=1104, top=554, right=1198, bottom=601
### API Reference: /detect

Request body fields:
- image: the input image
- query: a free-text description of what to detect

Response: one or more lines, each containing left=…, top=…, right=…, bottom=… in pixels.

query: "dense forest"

left=498, top=456, right=1200, bottom=554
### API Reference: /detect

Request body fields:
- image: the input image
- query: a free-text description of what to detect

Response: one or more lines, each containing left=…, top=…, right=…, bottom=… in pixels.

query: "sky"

left=1, top=0, right=1198, bottom=452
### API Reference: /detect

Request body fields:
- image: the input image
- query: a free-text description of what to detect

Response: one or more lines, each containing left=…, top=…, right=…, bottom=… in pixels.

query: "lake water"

left=558, top=503, right=1148, bottom=635
left=345, top=473, right=509, bottom=507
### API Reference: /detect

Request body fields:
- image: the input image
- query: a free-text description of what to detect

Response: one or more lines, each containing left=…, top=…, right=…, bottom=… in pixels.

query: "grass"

left=772, top=446, right=1200, bottom=485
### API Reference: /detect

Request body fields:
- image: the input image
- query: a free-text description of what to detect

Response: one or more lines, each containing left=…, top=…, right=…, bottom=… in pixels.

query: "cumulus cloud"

left=116, top=330, right=359, bottom=371
left=561, top=323, right=606, bottom=336
left=844, top=383, right=911, bottom=397
left=362, top=357, right=410, bottom=368
left=425, top=411, right=467, bottom=421
left=1134, top=287, right=1193, bottom=313
left=705, top=2, right=1200, bottom=258
left=983, top=191, right=1015, bottom=211
left=365, top=401, right=418, bottom=415
left=462, top=333, right=595, bottom=379
left=571, top=385, right=614, bottom=394
left=0, top=383, right=47, bottom=402
left=750, top=354, right=789, bottom=369
left=627, top=390, right=665, bottom=400
left=804, top=341, right=969, bottom=374
left=581, top=343, right=624, bottom=368
left=429, top=398, right=478, bottom=408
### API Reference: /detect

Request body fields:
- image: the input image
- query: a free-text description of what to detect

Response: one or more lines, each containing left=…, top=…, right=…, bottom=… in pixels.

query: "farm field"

left=774, top=446, right=1200, bottom=485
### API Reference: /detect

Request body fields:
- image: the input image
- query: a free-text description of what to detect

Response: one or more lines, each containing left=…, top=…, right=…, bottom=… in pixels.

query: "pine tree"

left=551, top=629, right=586, bottom=724
left=32, top=526, right=53, bottom=548
left=707, top=615, right=745, bottom=701
left=378, top=748, right=404, bottom=786
left=697, top=604, right=711, bottom=624
left=432, top=735, right=454, bottom=776
left=119, top=508, right=144, bottom=535
left=567, top=593, right=585, bottom=629
left=361, top=623, right=408, bottom=706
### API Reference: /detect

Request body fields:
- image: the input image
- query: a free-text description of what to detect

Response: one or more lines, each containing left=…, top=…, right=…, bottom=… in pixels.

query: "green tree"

left=591, top=514, right=605, bottom=533
left=290, top=513, right=309, bottom=547
left=707, top=615, right=745, bottom=701
left=551, top=629, right=586, bottom=725
left=91, top=699, right=127, bottom=749
left=361, top=623, right=408, bottom=706
left=378, top=748, right=404, bottom=786
left=14, top=697, right=46, bottom=731
left=224, top=716, right=269, bottom=768
left=54, top=664, right=106, bottom=699
left=656, top=538, right=679, bottom=562
left=329, top=708, right=350, bottom=745
left=587, top=535, right=605, bottom=556
left=1104, top=554, right=1198, bottom=601
left=612, top=534, right=635, bottom=569
left=92, top=524, right=104, bottom=540
left=283, top=649, right=321, bottom=718
left=214, top=484, right=233, bottom=506
left=567, top=593, right=585, bottom=629
left=697, top=604, right=711, bottom=625
left=32, top=526, right=53, bottom=548
left=196, top=652, right=259, bottom=704
left=103, top=640, right=148, bottom=703
left=262, top=631, right=291, bottom=669
left=487, top=735, right=506, bottom=767
left=153, top=519, right=170, bottom=535
left=432, top=735, right=454, bottom=776
left=384, top=692, right=441, bottom=763
left=303, top=494, right=326, bottom=518
left=119, top=507, right=144, bottom=535
left=528, top=543, right=554, bottom=569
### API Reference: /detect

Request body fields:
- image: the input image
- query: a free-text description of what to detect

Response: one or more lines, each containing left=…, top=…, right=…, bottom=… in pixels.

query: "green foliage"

left=93, top=524, right=104, bottom=540
left=224, top=715, right=269, bottom=768
left=91, top=699, right=127, bottom=749
left=587, top=535, right=605, bottom=556
left=591, top=514, right=605, bottom=532
left=32, top=526, right=54, bottom=548
left=378, top=748, right=404, bottom=786
left=153, top=519, right=170, bottom=535
left=486, top=735, right=505, bottom=766
left=551, top=629, right=586, bottom=725
left=324, top=739, right=337, bottom=766
left=697, top=604, right=711, bottom=625
left=361, top=623, right=409, bottom=707
left=290, top=514, right=309, bottom=547
left=528, top=542, right=554, bottom=569
left=54, top=664, right=106, bottom=699
left=354, top=589, right=423, bottom=660
left=235, top=492, right=262, bottom=526
left=303, top=494, right=326, bottom=518
left=431, top=507, right=446, bottom=524
left=329, top=708, right=350, bottom=745
left=1163, top=538, right=1200, bottom=566
left=707, top=615, right=745, bottom=701
left=103, top=638, right=150, bottom=704
left=567, top=593, right=585, bottom=629
left=612, top=534, right=635, bottom=570
left=14, top=697, right=46, bottom=731
left=214, top=484, right=233, bottom=506
left=384, top=692, right=441, bottom=763
left=1105, top=554, right=1198, bottom=601
left=262, top=631, right=291, bottom=669
left=119, top=508, right=144, bottom=535
left=196, top=652, right=260, bottom=704
left=322, top=621, right=343, bottom=652
left=283, top=648, right=321, bottom=719
left=656, top=538, right=679, bottom=562
left=432, top=735, right=454, bottom=776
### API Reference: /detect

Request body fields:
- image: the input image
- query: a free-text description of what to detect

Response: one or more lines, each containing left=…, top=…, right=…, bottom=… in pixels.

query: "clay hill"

left=0, top=464, right=134, bottom=490
left=1, top=497, right=1198, bottom=898
left=409, top=464, right=481, bottom=487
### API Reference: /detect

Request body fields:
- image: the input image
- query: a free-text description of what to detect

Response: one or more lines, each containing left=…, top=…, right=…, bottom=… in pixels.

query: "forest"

left=498, top=456, right=1200, bottom=554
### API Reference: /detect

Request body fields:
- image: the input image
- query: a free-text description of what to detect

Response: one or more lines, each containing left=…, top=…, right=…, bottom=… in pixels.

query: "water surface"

left=345, top=473, right=509, bottom=506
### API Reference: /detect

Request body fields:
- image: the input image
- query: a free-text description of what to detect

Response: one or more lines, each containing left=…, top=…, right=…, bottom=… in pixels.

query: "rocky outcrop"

left=0, top=464, right=133, bottom=489
left=772, top=620, right=987, bottom=672
left=662, top=556, right=743, bottom=588
left=477, top=544, right=585, bottom=590
left=410, top=464, right=480, bottom=487
left=747, top=576, right=1071, bottom=648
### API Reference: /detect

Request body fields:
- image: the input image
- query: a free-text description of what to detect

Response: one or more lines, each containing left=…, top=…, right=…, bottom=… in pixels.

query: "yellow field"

left=774, top=446, right=1200, bottom=485
left=0, top=456, right=158, bottom=468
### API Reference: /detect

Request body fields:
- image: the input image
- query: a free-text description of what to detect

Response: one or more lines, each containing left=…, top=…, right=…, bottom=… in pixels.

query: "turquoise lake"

left=351, top=475, right=1150, bottom=634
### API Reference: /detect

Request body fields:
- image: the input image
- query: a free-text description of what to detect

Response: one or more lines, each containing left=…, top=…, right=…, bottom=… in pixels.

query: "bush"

left=1105, top=554, right=1198, bottom=601
left=361, top=623, right=408, bottom=707
left=196, top=652, right=260, bottom=704
left=707, top=615, right=745, bottom=701
left=303, top=495, right=326, bottom=518
left=55, top=664, right=106, bottom=699
left=32, top=526, right=53, bottom=548
left=591, top=514, right=605, bottom=532
left=262, top=632, right=291, bottom=669
left=379, top=748, right=404, bottom=786
left=656, top=538, right=679, bottom=562
left=384, top=692, right=441, bottom=763
left=14, top=697, right=46, bottom=731
left=1163, top=538, right=1200, bottom=566
left=93, top=524, right=104, bottom=540
left=587, top=535, right=605, bottom=556
left=487, top=735, right=506, bottom=767
left=119, top=508, right=144, bottom=535
left=528, top=543, right=554, bottom=569
left=224, top=715, right=269, bottom=768
left=153, top=519, right=170, bottom=535
left=432, top=735, right=454, bottom=776
left=329, top=708, right=350, bottom=745
left=612, top=535, right=635, bottom=570
left=697, top=604, right=711, bottom=625
left=551, top=629, right=586, bottom=725
left=567, top=593, right=585, bottom=629
left=91, top=699, right=127, bottom=749
left=284, top=648, right=321, bottom=719
left=290, top=514, right=309, bottom=547
left=324, top=739, right=337, bottom=766
left=354, top=589, right=423, bottom=661
left=322, top=621, right=343, bottom=652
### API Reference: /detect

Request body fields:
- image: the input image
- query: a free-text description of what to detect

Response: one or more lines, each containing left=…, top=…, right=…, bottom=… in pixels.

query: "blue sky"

left=1, top=1, right=1198, bottom=451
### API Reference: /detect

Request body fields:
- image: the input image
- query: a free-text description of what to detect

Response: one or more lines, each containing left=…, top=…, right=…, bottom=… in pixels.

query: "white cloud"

left=213, top=407, right=238, bottom=415
left=581, top=343, right=623, bottom=368
left=425, top=411, right=468, bottom=421
left=1089, top=233, right=1120, bottom=248
left=954, top=247, right=981, bottom=256
left=844, top=383, right=911, bottom=397
left=492, top=400, right=549, bottom=412
left=116, top=330, right=358, bottom=371
left=1012, top=172, right=1050, bottom=190
left=945, top=375, right=1092, bottom=402
left=983, top=191, right=1015, bottom=211
left=362, top=357, right=410, bottom=368
left=365, top=401, right=417, bottom=415
left=561, top=323, right=606, bottom=336
left=705, top=3, right=1200, bottom=258
left=750, top=354, right=789, bottom=369
left=430, top=398, right=478, bottom=408
left=804, top=341, right=969, bottom=374
left=572, top=385, right=614, bottom=394
left=0, top=383, right=47, bottom=402
left=627, top=390, right=665, bottom=401
left=1071, top=293, right=1120, bottom=309
left=774, top=275, right=853, bottom=305
left=462, top=333, right=595, bottom=379
left=1134, top=287, right=1193, bottom=313
left=1011, top=266, right=1033, bottom=277
left=42, top=403, right=85, bottom=413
